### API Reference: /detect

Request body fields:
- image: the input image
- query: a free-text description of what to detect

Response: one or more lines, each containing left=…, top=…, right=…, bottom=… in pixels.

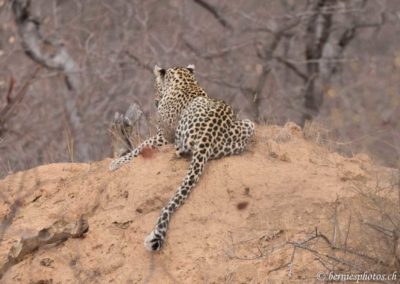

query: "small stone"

left=274, top=128, right=292, bottom=144
left=284, top=122, right=302, bottom=137
left=236, top=201, right=249, bottom=210
left=40, top=258, right=54, bottom=267
left=268, top=140, right=291, bottom=162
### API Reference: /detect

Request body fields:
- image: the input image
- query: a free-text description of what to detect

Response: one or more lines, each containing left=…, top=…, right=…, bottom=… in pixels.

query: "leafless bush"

left=225, top=171, right=400, bottom=280
left=110, top=103, right=149, bottom=158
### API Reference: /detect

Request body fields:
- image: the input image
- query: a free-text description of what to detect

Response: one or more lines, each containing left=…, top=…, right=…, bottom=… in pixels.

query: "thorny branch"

left=125, top=50, right=153, bottom=73
left=252, top=17, right=302, bottom=119
left=0, top=66, right=40, bottom=135
left=274, top=56, right=308, bottom=82
left=227, top=223, right=392, bottom=280
left=192, top=0, right=232, bottom=30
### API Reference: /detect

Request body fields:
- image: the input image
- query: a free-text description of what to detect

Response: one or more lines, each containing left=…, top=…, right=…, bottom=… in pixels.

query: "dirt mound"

left=0, top=124, right=396, bottom=283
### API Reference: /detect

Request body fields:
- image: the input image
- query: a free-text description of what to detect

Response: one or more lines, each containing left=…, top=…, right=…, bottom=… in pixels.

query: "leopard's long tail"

left=144, top=150, right=209, bottom=251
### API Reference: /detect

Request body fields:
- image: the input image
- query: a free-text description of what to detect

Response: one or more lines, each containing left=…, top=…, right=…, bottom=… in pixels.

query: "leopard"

left=109, top=64, right=255, bottom=251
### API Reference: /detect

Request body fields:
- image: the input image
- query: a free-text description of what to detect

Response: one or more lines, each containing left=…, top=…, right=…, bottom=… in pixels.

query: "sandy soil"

left=0, top=123, right=397, bottom=283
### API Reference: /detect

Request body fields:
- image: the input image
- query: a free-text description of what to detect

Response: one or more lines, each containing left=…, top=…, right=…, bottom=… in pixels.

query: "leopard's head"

left=153, top=64, right=196, bottom=107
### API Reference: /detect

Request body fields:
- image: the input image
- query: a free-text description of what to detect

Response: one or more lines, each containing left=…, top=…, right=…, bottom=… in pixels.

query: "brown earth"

left=0, top=123, right=398, bottom=283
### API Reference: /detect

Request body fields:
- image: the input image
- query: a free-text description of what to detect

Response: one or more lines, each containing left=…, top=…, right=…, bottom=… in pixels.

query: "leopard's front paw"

left=109, top=158, right=124, bottom=171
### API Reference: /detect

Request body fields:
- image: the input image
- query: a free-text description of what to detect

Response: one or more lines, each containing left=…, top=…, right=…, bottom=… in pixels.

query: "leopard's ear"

left=154, top=65, right=166, bottom=77
left=186, top=64, right=195, bottom=74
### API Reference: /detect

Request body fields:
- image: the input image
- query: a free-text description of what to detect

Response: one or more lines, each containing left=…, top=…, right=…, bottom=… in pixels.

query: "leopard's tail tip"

left=144, top=231, right=163, bottom=251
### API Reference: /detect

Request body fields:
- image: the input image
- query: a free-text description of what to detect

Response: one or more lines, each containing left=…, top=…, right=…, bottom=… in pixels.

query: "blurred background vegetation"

left=0, top=0, right=399, bottom=177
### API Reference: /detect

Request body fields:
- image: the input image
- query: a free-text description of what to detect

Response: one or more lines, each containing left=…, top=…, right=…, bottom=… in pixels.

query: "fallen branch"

left=275, top=56, right=308, bottom=82
left=0, top=216, right=89, bottom=279
left=124, top=50, right=153, bottom=73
